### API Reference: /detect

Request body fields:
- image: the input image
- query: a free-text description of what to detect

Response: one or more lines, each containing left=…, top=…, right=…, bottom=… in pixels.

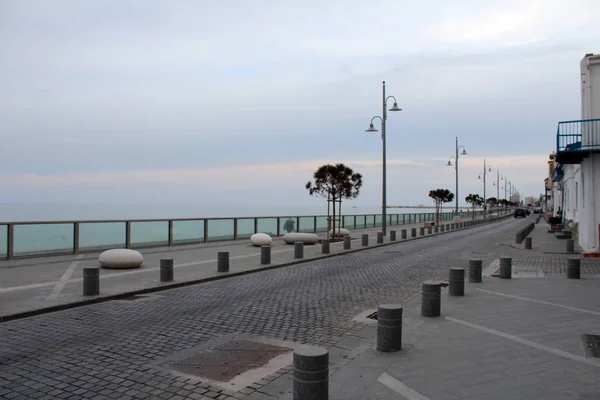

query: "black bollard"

left=411, top=228, right=417, bottom=238
left=294, top=242, right=304, bottom=258
left=427, top=227, right=433, bottom=235
left=390, top=230, right=397, bottom=241
left=401, top=229, right=407, bottom=239
left=83, top=267, right=100, bottom=296
left=434, top=226, right=439, bottom=233
left=567, top=239, right=575, bottom=253
left=377, top=232, right=384, bottom=244
left=321, top=239, right=330, bottom=254
left=451, top=223, right=455, bottom=230
left=567, top=258, right=580, bottom=279
left=160, top=258, right=174, bottom=282
left=441, top=225, right=445, bottom=232
left=217, top=252, right=229, bottom=272
left=377, top=304, right=403, bottom=352
left=261, top=245, right=271, bottom=264
left=421, top=280, right=441, bottom=317
left=499, top=257, right=512, bottom=279
left=469, top=259, right=483, bottom=283
left=362, top=234, right=369, bottom=247
left=524, top=237, right=532, bottom=249
left=343, top=236, right=351, bottom=250
left=293, top=346, right=329, bottom=400
left=420, top=227, right=425, bottom=236
left=449, top=268, right=465, bottom=296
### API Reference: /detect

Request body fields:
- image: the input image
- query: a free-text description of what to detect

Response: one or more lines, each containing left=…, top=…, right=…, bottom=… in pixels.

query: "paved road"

left=0, top=216, right=592, bottom=400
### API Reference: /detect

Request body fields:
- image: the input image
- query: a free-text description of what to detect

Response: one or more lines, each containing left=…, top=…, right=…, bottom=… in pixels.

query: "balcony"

left=556, top=118, right=600, bottom=164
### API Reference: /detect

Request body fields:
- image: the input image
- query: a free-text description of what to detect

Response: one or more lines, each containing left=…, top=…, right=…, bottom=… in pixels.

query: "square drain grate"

left=581, top=334, right=600, bottom=358
left=366, top=311, right=378, bottom=320
left=169, top=339, right=291, bottom=382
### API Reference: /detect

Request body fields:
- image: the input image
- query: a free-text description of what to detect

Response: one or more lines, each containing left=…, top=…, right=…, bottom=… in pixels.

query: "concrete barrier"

left=499, top=257, right=512, bottom=279
left=469, top=260, right=482, bottom=283
left=293, top=346, right=328, bottom=400
left=343, top=236, right=351, bottom=250
left=160, top=259, right=174, bottom=282
left=83, top=267, right=100, bottom=296
left=449, top=268, right=465, bottom=296
left=261, top=245, right=271, bottom=264
left=567, top=258, right=580, bottom=279
left=294, top=242, right=304, bottom=258
left=376, top=304, right=403, bottom=352
left=421, top=280, right=441, bottom=317
left=217, top=252, right=229, bottom=272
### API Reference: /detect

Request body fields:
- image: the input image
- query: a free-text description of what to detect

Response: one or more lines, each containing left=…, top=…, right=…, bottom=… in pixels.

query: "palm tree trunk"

left=332, top=192, right=336, bottom=240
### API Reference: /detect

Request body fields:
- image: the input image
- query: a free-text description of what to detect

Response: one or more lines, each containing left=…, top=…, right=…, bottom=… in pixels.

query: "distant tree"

left=486, top=197, right=498, bottom=215
left=465, top=194, right=484, bottom=220
left=428, top=189, right=454, bottom=225
left=306, top=163, right=363, bottom=240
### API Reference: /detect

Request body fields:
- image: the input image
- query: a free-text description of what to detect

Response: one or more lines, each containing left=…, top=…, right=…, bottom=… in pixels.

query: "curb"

left=0, top=215, right=513, bottom=323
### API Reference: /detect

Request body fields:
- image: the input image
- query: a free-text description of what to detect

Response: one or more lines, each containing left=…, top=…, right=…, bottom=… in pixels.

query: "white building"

left=554, top=53, right=600, bottom=252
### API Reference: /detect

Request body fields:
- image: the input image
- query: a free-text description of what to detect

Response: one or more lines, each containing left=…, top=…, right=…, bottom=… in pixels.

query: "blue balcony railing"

left=556, top=118, right=600, bottom=164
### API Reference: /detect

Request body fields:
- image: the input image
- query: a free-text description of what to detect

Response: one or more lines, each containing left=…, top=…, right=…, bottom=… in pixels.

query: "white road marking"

left=475, top=288, right=600, bottom=317
left=446, top=317, right=600, bottom=368
left=377, top=373, right=432, bottom=400
left=45, top=255, right=84, bottom=300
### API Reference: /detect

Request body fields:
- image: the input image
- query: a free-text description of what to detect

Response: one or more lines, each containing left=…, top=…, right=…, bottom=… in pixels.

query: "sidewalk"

left=252, top=256, right=600, bottom=399
left=0, top=216, right=498, bottom=321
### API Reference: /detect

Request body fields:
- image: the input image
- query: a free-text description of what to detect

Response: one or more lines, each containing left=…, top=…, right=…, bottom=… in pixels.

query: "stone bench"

left=99, top=249, right=143, bottom=269
left=250, top=233, right=272, bottom=247
left=283, top=232, right=319, bottom=245
left=328, top=228, right=350, bottom=237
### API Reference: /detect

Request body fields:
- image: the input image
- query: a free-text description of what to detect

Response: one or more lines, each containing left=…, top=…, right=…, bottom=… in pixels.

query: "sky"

left=1, top=0, right=600, bottom=210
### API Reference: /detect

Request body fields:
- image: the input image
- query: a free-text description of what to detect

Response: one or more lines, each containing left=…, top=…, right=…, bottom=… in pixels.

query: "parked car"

left=514, top=208, right=528, bottom=218
left=533, top=207, right=543, bottom=214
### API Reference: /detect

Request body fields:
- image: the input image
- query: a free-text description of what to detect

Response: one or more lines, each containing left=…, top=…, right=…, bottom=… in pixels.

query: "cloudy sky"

left=1, top=0, right=599, bottom=209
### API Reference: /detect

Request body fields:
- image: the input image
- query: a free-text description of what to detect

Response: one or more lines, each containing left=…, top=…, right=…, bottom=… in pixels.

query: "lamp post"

left=446, top=137, right=467, bottom=216
left=365, top=81, right=402, bottom=236
left=493, top=171, right=503, bottom=214
left=477, top=160, right=492, bottom=219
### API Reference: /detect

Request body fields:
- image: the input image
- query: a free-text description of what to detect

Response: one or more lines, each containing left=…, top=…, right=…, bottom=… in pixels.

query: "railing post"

left=314, top=216, right=318, bottom=233
left=277, top=217, right=281, bottom=236
left=73, top=222, right=80, bottom=254
left=353, top=215, right=357, bottom=229
left=7, top=224, right=13, bottom=260
left=125, top=221, right=131, bottom=249
left=296, top=217, right=300, bottom=232
left=203, top=219, right=209, bottom=243
left=403, top=214, right=406, bottom=224
left=234, top=218, right=238, bottom=240
left=254, top=218, right=258, bottom=234
left=168, top=220, right=174, bottom=246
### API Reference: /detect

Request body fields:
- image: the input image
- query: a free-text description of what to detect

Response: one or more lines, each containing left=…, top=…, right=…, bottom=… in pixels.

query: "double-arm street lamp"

left=446, top=137, right=467, bottom=215
left=365, top=81, right=401, bottom=236
left=477, top=159, right=492, bottom=218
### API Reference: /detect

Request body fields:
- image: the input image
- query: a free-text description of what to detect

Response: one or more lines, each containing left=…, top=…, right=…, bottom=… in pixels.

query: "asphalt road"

left=0, top=217, right=546, bottom=400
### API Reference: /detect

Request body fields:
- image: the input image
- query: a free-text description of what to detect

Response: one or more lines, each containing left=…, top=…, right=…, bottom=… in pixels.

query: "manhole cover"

left=169, top=339, right=291, bottom=382
left=366, top=311, right=378, bottom=320
left=581, top=334, right=600, bottom=358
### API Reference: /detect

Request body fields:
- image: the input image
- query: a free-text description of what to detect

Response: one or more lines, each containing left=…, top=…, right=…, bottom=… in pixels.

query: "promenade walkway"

left=0, top=216, right=495, bottom=321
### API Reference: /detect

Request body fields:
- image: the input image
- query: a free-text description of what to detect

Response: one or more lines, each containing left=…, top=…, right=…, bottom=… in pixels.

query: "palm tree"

left=306, top=163, right=363, bottom=240
left=428, top=189, right=454, bottom=225
left=486, top=197, right=498, bottom=216
left=465, top=194, right=483, bottom=220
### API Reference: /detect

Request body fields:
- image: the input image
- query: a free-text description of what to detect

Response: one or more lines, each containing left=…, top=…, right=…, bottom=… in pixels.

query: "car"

left=514, top=208, right=527, bottom=218
left=533, top=207, right=542, bottom=214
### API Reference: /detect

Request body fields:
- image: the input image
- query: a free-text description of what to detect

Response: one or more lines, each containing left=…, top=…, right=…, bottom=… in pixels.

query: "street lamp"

left=477, top=159, right=492, bottom=218
left=446, top=137, right=467, bottom=216
left=365, top=81, right=401, bottom=236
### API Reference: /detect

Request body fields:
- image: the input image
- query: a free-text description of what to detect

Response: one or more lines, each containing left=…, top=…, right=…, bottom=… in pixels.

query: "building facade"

left=554, top=53, right=600, bottom=252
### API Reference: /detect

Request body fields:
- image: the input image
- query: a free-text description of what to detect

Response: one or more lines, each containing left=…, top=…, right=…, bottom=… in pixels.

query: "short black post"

left=515, top=233, right=524, bottom=244
left=390, top=230, right=397, bottom=241
left=524, top=237, right=532, bottom=249
left=469, top=259, right=483, bottom=283
left=446, top=224, right=450, bottom=231
left=449, top=268, right=465, bottom=296
left=420, top=227, right=425, bottom=236
left=83, top=267, right=99, bottom=296
left=293, top=346, right=329, bottom=400
left=160, top=258, right=174, bottom=282
left=362, top=234, right=369, bottom=247
left=451, top=223, right=455, bottom=230
left=434, top=226, right=439, bottom=233
left=217, top=252, right=229, bottom=272
left=440, top=225, right=445, bottom=232
left=411, top=228, right=417, bottom=238
left=261, top=245, right=271, bottom=264
left=343, top=236, right=351, bottom=250
left=567, top=239, right=575, bottom=253
left=401, top=229, right=407, bottom=239
left=377, top=232, right=384, bottom=244
left=421, top=280, right=441, bottom=317
left=376, top=304, right=403, bottom=352
left=294, top=242, right=304, bottom=258
left=499, top=257, right=512, bottom=279
left=427, top=227, right=432, bottom=235
left=567, top=258, right=581, bottom=279
left=321, top=239, right=330, bottom=254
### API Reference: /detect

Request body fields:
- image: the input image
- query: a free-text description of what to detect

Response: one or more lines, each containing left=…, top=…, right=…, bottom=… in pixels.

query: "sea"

left=0, top=203, right=464, bottom=257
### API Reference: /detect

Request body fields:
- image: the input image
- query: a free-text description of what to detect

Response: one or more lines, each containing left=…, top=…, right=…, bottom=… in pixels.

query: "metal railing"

left=557, top=118, right=600, bottom=153
left=0, top=210, right=495, bottom=260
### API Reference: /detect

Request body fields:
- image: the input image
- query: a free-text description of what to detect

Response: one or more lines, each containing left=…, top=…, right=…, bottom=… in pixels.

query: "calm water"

left=0, top=203, right=466, bottom=257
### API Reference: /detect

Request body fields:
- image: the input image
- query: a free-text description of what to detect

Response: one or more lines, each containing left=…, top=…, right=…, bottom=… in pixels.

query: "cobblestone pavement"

left=1, top=216, right=598, bottom=400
